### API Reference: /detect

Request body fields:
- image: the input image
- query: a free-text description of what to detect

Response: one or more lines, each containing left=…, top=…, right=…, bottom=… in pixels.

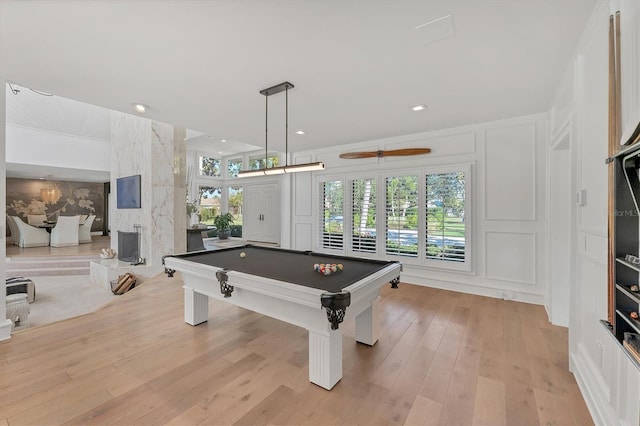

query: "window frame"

left=317, top=177, right=345, bottom=253
left=226, top=157, right=243, bottom=179
left=315, top=163, right=472, bottom=272
left=197, top=154, right=222, bottom=178
left=421, top=163, right=471, bottom=272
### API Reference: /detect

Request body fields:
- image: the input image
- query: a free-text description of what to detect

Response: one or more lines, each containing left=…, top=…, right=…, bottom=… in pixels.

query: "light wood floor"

left=0, top=275, right=593, bottom=425
left=6, top=236, right=110, bottom=258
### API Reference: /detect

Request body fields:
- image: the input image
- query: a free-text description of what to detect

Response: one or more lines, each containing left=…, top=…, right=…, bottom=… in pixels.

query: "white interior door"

left=244, top=182, right=281, bottom=244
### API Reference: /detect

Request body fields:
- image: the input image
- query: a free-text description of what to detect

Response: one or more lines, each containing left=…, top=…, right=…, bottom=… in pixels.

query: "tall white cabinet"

left=243, top=182, right=281, bottom=244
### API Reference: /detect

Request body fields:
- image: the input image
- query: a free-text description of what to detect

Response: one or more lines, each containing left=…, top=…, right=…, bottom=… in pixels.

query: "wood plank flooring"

left=0, top=274, right=593, bottom=425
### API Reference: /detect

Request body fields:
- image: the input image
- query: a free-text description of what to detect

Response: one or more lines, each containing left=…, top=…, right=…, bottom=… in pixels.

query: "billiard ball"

left=240, top=252, right=246, bottom=258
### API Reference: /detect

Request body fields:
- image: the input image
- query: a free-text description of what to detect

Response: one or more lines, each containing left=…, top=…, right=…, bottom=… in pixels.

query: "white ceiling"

left=1, top=0, right=596, bottom=173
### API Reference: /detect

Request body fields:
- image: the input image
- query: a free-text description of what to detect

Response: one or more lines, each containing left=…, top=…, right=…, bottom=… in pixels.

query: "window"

left=227, top=158, right=242, bottom=178
left=228, top=186, right=243, bottom=237
left=249, top=154, right=279, bottom=170
left=320, top=180, right=344, bottom=249
left=317, top=165, right=469, bottom=269
left=425, top=171, right=466, bottom=262
left=198, top=186, right=221, bottom=224
left=385, top=176, right=419, bottom=257
left=352, top=178, right=377, bottom=253
left=199, top=156, right=221, bottom=177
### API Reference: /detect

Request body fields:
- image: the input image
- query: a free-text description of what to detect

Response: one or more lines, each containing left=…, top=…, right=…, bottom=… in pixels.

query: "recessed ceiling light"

left=133, top=103, right=148, bottom=113
left=221, top=139, right=227, bottom=143
left=412, top=104, right=427, bottom=111
left=295, top=130, right=307, bottom=135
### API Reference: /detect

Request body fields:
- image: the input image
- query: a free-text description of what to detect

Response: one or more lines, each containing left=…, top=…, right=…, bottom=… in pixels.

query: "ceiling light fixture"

left=412, top=104, right=427, bottom=111
left=296, top=130, right=307, bottom=135
left=133, top=103, right=148, bottom=113
left=40, top=176, right=62, bottom=204
left=237, top=81, right=324, bottom=178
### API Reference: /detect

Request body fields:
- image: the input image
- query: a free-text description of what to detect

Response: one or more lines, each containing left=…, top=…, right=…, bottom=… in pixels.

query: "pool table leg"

left=355, top=298, right=379, bottom=346
left=184, top=287, right=209, bottom=325
left=308, top=329, right=342, bottom=390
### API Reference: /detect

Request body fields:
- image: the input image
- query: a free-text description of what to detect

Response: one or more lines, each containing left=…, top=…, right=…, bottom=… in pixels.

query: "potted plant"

left=186, top=200, right=199, bottom=227
left=213, top=212, right=235, bottom=239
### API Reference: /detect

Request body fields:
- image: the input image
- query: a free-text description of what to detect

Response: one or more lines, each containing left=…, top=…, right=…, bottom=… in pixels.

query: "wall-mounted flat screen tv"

left=116, top=174, right=141, bottom=209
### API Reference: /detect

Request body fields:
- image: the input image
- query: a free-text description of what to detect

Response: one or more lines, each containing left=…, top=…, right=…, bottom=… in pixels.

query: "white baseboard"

left=400, top=272, right=545, bottom=305
left=571, top=342, right=617, bottom=426
left=0, top=319, right=12, bottom=341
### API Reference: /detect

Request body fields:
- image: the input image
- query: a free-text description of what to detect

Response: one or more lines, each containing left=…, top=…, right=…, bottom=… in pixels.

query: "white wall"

left=289, top=113, right=548, bottom=305
left=6, top=124, right=110, bottom=172
left=550, top=1, right=640, bottom=424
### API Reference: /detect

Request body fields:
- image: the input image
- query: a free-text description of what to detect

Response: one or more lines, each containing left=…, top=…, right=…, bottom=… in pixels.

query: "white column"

left=184, top=287, right=209, bottom=325
left=110, top=113, right=186, bottom=266
left=0, top=79, right=12, bottom=340
left=308, top=328, right=342, bottom=390
left=355, top=298, right=379, bottom=345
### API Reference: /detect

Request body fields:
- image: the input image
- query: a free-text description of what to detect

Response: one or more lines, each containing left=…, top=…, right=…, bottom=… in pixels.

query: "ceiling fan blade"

left=339, top=148, right=431, bottom=159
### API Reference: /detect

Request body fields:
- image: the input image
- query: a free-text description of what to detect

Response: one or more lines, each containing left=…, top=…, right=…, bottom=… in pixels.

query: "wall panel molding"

left=484, top=231, right=536, bottom=285
left=484, top=122, right=537, bottom=221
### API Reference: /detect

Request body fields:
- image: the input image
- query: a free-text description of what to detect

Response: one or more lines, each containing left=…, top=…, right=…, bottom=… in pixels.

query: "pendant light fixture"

left=237, top=81, right=324, bottom=178
left=40, top=176, right=62, bottom=204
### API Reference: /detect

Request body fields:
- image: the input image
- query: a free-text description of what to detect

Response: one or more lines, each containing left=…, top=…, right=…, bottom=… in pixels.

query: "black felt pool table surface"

left=171, top=245, right=397, bottom=293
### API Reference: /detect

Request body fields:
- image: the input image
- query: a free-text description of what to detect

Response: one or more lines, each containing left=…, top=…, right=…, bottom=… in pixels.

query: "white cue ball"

left=240, top=252, right=246, bottom=258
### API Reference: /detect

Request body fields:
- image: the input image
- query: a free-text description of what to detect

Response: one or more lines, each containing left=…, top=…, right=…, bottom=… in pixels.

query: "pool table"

left=163, top=244, right=401, bottom=390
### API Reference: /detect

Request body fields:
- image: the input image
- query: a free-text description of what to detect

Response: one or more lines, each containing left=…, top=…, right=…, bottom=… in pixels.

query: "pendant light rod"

left=259, top=81, right=294, bottom=97
left=260, top=81, right=294, bottom=170
left=238, top=81, right=325, bottom=178
left=285, top=84, right=289, bottom=167
left=265, top=92, right=268, bottom=168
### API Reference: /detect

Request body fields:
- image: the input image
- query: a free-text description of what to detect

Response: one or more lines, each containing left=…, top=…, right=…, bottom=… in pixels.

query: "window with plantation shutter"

left=385, top=176, right=419, bottom=257
left=320, top=180, right=344, bottom=249
left=425, top=171, right=466, bottom=262
left=316, top=166, right=470, bottom=270
left=352, top=178, right=377, bottom=253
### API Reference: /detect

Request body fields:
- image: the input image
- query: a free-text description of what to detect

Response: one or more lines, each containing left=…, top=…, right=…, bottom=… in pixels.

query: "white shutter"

left=425, top=171, right=466, bottom=262
left=351, top=178, right=377, bottom=253
left=385, top=176, right=419, bottom=257
left=319, top=180, right=344, bottom=249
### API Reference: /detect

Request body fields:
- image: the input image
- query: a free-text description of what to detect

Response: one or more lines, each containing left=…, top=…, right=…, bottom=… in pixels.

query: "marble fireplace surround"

left=109, top=112, right=187, bottom=268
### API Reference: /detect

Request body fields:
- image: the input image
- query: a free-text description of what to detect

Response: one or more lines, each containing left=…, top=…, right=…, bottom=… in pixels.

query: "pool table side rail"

left=163, top=256, right=402, bottom=319
left=166, top=244, right=397, bottom=267
left=164, top=256, right=325, bottom=309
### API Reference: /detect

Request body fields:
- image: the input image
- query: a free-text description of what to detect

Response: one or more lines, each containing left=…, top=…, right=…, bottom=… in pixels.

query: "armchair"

left=78, top=215, right=96, bottom=244
left=50, top=215, right=80, bottom=247
left=10, top=216, right=50, bottom=248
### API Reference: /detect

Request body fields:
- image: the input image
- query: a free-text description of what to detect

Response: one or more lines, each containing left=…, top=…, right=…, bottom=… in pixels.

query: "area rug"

left=15, top=275, right=115, bottom=329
